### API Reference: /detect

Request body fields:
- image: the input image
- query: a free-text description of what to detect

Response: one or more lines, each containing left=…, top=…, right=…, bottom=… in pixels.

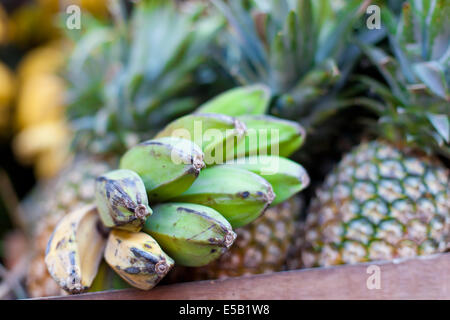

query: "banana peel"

left=45, top=205, right=108, bottom=294
left=104, top=230, right=174, bottom=290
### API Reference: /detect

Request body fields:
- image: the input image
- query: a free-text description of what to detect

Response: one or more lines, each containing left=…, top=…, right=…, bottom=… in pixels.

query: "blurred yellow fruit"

left=38, top=0, right=109, bottom=18
left=12, top=121, right=71, bottom=164
left=16, top=74, right=66, bottom=130
left=0, top=4, right=8, bottom=44
left=13, top=41, right=72, bottom=178
left=0, top=61, right=15, bottom=107
left=36, top=0, right=60, bottom=13
left=17, top=43, right=66, bottom=81
left=35, top=143, right=72, bottom=179
left=80, top=0, right=109, bottom=18
left=8, top=3, right=60, bottom=48
left=0, top=61, right=15, bottom=135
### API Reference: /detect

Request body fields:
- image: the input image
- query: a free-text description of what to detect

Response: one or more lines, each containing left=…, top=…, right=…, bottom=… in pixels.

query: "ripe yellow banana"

left=231, top=115, right=305, bottom=160
left=104, top=230, right=174, bottom=290
left=143, top=202, right=236, bottom=267
left=226, top=155, right=310, bottom=205
left=119, top=137, right=205, bottom=202
left=171, top=166, right=275, bottom=228
left=155, top=113, right=246, bottom=165
left=196, top=84, right=271, bottom=116
left=45, top=205, right=108, bottom=294
left=17, top=43, right=65, bottom=81
left=95, top=169, right=152, bottom=232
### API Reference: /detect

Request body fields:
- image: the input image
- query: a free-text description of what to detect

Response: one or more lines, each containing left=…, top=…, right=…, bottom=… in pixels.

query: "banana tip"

left=266, top=186, right=275, bottom=204
left=192, top=155, right=205, bottom=170
left=234, top=118, right=247, bottom=136
left=155, top=260, right=172, bottom=276
left=224, top=231, right=237, bottom=248
left=135, top=204, right=148, bottom=219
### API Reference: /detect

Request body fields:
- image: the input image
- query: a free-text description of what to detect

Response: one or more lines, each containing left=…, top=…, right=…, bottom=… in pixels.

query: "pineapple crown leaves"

left=211, top=0, right=382, bottom=123
left=356, top=0, right=450, bottom=158
left=66, top=0, right=224, bottom=155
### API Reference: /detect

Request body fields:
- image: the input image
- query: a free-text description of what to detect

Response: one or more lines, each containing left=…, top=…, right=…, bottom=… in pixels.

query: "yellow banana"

left=95, top=169, right=152, bottom=232
left=45, top=205, right=108, bottom=294
left=104, top=230, right=174, bottom=290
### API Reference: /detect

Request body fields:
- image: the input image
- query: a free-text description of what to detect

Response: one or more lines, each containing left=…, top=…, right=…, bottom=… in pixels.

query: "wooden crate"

left=39, top=252, right=449, bottom=300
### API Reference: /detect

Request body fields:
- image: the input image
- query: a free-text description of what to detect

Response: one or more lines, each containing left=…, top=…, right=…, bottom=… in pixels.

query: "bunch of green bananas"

left=44, top=85, right=310, bottom=293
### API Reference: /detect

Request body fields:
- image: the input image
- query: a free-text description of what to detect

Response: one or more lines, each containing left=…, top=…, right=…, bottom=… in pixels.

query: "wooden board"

left=39, top=253, right=449, bottom=300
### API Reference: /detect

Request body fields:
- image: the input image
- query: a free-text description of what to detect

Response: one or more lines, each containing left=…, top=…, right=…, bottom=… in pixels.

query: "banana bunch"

left=45, top=85, right=310, bottom=293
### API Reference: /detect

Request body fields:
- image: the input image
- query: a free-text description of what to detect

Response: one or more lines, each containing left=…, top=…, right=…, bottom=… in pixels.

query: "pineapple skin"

left=177, top=197, right=303, bottom=281
left=300, top=140, right=450, bottom=268
left=26, top=156, right=112, bottom=298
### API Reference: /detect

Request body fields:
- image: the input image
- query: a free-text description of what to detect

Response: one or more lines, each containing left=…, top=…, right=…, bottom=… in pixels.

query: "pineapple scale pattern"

left=302, top=140, right=450, bottom=267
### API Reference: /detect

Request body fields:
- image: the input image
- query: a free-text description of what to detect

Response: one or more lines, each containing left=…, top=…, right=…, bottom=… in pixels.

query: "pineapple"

left=25, top=0, right=222, bottom=297
left=185, top=197, right=304, bottom=281
left=299, top=0, right=450, bottom=268
left=185, top=0, right=373, bottom=280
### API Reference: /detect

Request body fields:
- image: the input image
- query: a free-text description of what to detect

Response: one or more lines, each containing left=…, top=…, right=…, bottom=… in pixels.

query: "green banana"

left=45, top=205, right=108, bottom=294
left=196, top=84, right=271, bottom=116
left=104, top=230, right=174, bottom=290
left=171, top=166, right=275, bottom=228
left=143, top=203, right=236, bottom=267
left=155, top=113, right=246, bottom=165
left=230, top=115, right=305, bottom=160
left=119, top=137, right=205, bottom=202
left=226, top=155, right=310, bottom=205
left=95, top=169, right=152, bottom=232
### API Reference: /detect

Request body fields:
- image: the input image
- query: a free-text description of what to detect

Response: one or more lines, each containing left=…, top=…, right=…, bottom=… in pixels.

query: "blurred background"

left=0, top=0, right=114, bottom=298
